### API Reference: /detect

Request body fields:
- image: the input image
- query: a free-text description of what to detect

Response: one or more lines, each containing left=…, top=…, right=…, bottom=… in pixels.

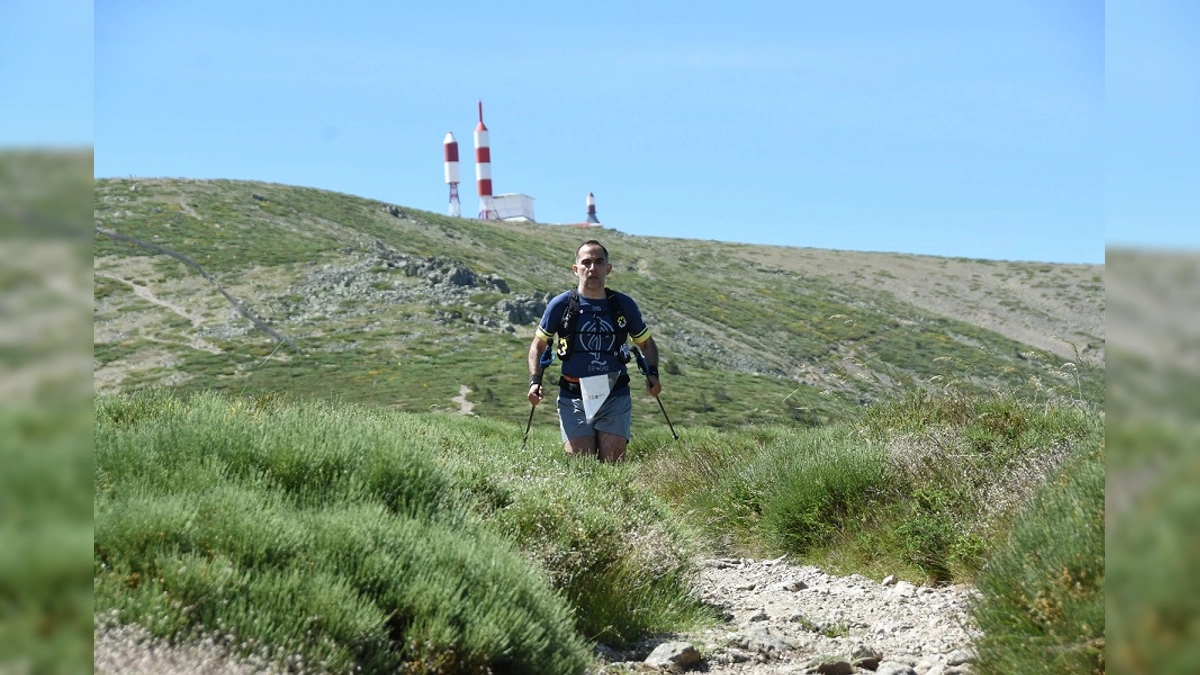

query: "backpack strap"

left=605, top=288, right=629, bottom=345
left=555, top=289, right=582, bottom=359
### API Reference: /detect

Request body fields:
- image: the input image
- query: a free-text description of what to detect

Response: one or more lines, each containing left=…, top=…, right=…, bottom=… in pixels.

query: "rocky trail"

left=601, top=556, right=977, bottom=675
left=96, top=557, right=978, bottom=675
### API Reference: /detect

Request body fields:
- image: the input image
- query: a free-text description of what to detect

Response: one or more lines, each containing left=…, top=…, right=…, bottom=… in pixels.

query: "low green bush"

left=641, top=391, right=1100, bottom=585
left=970, top=440, right=1105, bottom=674
left=1106, top=424, right=1200, bottom=674
left=758, top=426, right=889, bottom=554
left=95, top=390, right=591, bottom=674
left=0, top=404, right=93, bottom=674
left=434, top=420, right=717, bottom=647
left=857, top=391, right=1098, bottom=581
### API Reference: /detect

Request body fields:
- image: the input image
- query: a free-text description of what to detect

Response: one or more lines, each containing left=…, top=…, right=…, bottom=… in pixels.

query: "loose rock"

left=597, top=557, right=978, bottom=674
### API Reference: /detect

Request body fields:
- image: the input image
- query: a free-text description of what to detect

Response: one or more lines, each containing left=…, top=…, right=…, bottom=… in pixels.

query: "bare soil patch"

left=734, top=247, right=1104, bottom=363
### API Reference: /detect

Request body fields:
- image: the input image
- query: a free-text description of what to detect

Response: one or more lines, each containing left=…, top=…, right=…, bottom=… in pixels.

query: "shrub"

left=860, top=391, right=1096, bottom=581
left=440, top=424, right=716, bottom=648
left=0, top=404, right=92, bottom=674
left=758, top=427, right=889, bottom=554
left=1106, top=425, right=1200, bottom=673
left=94, top=390, right=592, bottom=674
left=970, top=441, right=1104, bottom=674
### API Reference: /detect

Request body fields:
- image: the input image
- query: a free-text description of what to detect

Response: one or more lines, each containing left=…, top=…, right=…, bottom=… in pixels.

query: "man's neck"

left=577, top=283, right=607, bottom=300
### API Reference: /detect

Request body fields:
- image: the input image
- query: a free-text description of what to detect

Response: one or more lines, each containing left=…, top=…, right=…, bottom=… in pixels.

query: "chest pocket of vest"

left=557, top=288, right=629, bottom=361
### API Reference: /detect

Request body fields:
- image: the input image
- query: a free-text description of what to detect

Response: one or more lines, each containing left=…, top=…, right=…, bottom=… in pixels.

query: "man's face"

left=573, top=244, right=611, bottom=288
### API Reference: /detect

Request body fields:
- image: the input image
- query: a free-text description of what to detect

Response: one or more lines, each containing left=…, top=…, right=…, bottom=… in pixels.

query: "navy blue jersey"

left=536, top=290, right=650, bottom=393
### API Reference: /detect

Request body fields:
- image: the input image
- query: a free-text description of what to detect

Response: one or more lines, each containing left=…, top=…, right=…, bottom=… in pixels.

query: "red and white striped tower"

left=474, top=100, right=497, bottom=220
left=585, top=192, right=600, bottom=224
left=443, top=132, right=461, bottom=217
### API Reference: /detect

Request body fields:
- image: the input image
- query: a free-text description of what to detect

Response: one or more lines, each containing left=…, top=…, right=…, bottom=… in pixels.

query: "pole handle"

left=631, top=346, right=649, bottom=375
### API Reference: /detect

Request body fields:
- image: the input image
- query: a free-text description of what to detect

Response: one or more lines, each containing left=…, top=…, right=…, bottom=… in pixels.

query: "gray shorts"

left=558, top=394, right=633, bottom=442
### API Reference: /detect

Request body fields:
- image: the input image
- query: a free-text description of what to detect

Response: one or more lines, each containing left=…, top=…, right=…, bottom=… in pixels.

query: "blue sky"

left=1105, top=0, right=1200, bottom=253
left=12, top=1, right=1189, bottom=263
left=1, top=1, right=93, bottom=146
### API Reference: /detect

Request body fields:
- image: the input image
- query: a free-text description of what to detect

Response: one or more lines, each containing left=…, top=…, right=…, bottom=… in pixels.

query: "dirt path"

left=452, top=385, right=475, bottom=415
left=177, top=194, right=202, bottom=220
left=94, top=271, right=222, bottom=354
left=627, top=557, right=977, bottom=674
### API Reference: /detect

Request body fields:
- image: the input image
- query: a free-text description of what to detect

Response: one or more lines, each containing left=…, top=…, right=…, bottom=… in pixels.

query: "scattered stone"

left=945, top=649, right=972, bottom=666
left=677, top=556, right=976, bottom=674
left=812, top=659, right=854, bottom=674
left=644, top=641, right=701, bottom=672
left=97, top=547, right=981, bottom=675
left=875, top=661, right=918, bottom=675
left=851, top=643, right=883, bottom=670
left=269, top=245, right=534, bottom=330
left=593, top=643, right=622, bottom=662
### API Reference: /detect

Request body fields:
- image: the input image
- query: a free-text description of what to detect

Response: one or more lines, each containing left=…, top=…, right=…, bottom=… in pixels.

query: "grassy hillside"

left=93, top=178, right=1103, bottom=430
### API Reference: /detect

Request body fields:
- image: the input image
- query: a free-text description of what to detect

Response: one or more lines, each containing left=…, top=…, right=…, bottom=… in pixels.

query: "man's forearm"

left=528, top=340, right=547, bottom=377
left=639, top=339, right=659, bottom=371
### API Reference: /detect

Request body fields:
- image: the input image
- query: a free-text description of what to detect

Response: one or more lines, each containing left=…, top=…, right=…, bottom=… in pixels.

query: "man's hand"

left=646, top=376, right=662, bottom=398
left=527, top=339, right=551, bottom=406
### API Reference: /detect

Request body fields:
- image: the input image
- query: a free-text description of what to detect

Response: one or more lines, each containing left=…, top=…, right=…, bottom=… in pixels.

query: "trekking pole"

left=632, top=346, right=679, bottom=441
left=522, top=346, right=554, bottom=449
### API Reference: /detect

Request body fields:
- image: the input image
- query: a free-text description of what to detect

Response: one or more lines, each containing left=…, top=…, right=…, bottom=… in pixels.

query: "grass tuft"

left=970, top=440, right=1105, bottom=674
left=95, top=390, right=594, bottom=674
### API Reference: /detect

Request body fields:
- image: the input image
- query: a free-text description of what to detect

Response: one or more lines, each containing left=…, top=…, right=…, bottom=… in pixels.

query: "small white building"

left=492, top=193, right=535, bottom=222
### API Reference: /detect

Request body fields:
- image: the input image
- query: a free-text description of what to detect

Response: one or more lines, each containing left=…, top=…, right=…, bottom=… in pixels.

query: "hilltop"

left=93, top=177, right=1104, bottom=429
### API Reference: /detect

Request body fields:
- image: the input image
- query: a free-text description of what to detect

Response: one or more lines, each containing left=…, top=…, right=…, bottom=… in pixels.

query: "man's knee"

left=597, top=432, right=627, bottom=463
left=565, top=436, right=597, bottom=457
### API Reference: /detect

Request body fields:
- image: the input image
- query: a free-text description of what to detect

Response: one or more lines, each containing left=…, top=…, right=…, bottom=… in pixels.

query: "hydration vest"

left=555, top=288, right=630, bottom=362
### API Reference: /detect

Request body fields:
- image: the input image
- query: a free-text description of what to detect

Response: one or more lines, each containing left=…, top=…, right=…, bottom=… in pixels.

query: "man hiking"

left=527, top=240, right=663, bottom=462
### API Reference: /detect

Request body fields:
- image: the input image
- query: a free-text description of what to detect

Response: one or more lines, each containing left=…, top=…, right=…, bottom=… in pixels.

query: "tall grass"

left=970, top=438, right=1105, bottom=674
left=95, top=390, right=715, bottom=673
left=394, top=416, right=717, bottom=646
left=1106, top=353, right=1200, bottom=673
left=0, top=405, right=93, bottom=675
left=95, top=391, right=593, bottom=674
left=639, top=391, right=1100, bottom=584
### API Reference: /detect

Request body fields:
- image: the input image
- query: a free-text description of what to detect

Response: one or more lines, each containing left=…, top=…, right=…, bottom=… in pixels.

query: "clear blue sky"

left=1106, top=0, right=1200, bottom=253
left=1, top=1, right=93, bottom=146
left=19, top=1, right=1176, bottom=264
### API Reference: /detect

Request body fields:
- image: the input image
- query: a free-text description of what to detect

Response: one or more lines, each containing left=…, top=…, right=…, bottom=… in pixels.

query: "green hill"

left=93, top=177, right=1103, bottom=430
left=84, top=172, right=1110, bottom=674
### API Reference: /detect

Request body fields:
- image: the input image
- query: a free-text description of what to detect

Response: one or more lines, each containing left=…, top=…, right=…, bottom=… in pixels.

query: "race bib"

left=579, top=373, right=616, bottom=421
